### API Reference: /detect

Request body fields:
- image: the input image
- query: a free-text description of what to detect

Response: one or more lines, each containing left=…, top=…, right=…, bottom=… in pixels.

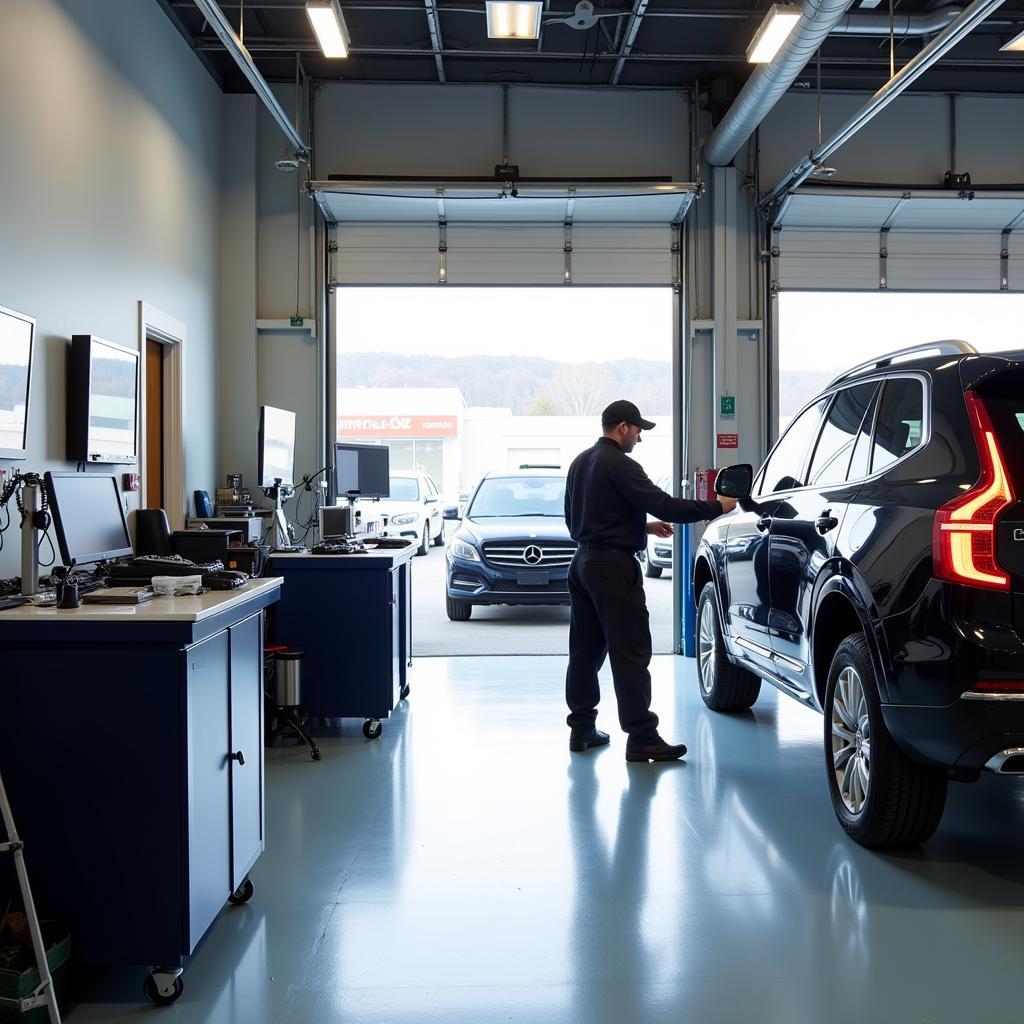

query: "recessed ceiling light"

left=486, top=2, right=544, bottom=40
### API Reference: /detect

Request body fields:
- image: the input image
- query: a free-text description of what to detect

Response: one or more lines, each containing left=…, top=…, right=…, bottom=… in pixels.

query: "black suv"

left=695, top=341, right=1024, bottom=848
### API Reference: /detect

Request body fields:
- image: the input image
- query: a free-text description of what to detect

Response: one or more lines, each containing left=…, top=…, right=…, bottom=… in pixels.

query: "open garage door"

left=309, top=180, right=698, bottom=286
left=772, top=186, right=1024, bottom=292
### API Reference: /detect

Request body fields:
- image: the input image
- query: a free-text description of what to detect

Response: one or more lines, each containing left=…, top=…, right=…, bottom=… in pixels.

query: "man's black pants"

left=565, top=546, right=659, bottom=738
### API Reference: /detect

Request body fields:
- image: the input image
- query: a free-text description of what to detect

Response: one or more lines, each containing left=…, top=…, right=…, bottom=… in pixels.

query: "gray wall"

left=0, top=0, right=223, bottom=579
left=759, top=91, right=1024, bottom=187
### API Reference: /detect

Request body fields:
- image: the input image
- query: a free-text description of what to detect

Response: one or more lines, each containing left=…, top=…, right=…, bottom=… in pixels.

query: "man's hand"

left=717, top=495, right=738, bottom=514
left=647, top=521, right=674, bottom=538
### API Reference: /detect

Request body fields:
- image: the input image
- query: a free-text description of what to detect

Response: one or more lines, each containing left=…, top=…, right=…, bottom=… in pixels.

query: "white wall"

left=0, top=0, right=223, bottom=578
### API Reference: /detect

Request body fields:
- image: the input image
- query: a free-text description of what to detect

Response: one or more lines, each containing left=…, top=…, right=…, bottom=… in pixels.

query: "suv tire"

left=643, top=552, right=663, bottom=579
left=697, top=582, right=761, bottom=711
left=417, top=523, right=430, bottom=556
left=433, top=522, right=445, bottom=546
left=824, top=634, right=947, bottom=849
left=446, top=594, right=472, bottom=621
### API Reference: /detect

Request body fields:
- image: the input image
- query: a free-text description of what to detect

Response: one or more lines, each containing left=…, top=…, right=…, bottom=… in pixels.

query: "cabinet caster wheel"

left=228, top=877, right=254, bottom=905
left=144, top=971, right=184, bottom=1005
left=362, top=719, right=382, bottom=739
left=400, top=683, right=411, bottom=700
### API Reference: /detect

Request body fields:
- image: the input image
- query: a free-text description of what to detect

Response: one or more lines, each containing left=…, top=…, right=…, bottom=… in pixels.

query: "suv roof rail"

left=827, top=340, right=977, bottom=389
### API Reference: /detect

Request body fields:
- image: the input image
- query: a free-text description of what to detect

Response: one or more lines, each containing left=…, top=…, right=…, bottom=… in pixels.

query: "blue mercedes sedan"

left=443, top=468, right=575, bottom=621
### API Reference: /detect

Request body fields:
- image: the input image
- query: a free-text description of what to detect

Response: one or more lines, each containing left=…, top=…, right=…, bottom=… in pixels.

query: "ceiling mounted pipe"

left=702, top=0, right=858, bottom=168
left=761, top=0, right=1009, bottom=210
left=832, top=6, right=963, bottom=36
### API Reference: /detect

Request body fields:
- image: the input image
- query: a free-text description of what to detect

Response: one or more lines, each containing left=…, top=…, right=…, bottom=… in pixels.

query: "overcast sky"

left=779, top=292, right=1024, bottom=371
left=336, top=287, right=673, bottom=363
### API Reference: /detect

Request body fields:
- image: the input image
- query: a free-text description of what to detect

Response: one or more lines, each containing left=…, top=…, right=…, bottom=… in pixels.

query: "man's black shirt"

left=564, top=437, right=724, bottom=552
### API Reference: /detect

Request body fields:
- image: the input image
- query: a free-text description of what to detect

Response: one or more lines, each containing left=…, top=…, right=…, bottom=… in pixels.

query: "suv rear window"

left=807, top=383, right=879, bottom=487
left=871, top=378, right=924, bottom=474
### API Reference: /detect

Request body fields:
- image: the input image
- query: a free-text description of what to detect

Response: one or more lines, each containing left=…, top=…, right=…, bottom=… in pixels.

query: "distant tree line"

left=339, top=353, right=673, bottom=416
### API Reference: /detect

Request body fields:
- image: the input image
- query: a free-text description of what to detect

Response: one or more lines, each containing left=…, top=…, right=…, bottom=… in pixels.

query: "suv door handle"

left=815, top=510, right=839, bottom=535
left=756, top=514, right=772, bottom=533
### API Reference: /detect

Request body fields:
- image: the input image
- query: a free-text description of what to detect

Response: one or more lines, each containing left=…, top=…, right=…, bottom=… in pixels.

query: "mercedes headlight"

left=391, top=512, right=418, bottom=525
left=449, top=537, right=480, bottom=562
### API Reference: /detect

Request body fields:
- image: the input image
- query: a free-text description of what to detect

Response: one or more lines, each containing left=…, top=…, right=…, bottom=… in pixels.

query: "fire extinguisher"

left=693, top=468, right=719, bottom=502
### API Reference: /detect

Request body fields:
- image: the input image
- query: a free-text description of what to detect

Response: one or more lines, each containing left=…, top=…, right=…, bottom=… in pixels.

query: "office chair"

left=136, top=508, right=175, bottom=556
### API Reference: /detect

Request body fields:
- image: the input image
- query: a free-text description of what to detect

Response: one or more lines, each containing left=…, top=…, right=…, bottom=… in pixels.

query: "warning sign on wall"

left=716, top=433, right=739, bottom=449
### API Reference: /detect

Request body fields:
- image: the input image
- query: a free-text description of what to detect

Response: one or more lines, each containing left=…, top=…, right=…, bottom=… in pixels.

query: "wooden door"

left=146, top=339, right=164, bottom=508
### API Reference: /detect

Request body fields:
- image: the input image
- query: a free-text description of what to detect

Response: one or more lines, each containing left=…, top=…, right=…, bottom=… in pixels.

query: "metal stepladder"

left=0, top=770, right=62, bottom=1024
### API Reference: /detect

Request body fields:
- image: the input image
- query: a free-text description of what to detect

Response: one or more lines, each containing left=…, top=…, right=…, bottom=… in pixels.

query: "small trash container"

left=274, top=648, right=304, bottom=709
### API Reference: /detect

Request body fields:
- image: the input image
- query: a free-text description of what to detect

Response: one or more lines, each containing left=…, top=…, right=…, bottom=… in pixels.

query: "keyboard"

left=370, top=538, right=415, bottom=550
left=312, top=540, right=366, bottom=555
left=0, top=596, right=28, bottom=611
left=108, top=556, right=224, bottom=580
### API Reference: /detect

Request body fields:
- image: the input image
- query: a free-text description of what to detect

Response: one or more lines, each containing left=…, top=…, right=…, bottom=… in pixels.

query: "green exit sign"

left=720, top=396, right=736, bottom=416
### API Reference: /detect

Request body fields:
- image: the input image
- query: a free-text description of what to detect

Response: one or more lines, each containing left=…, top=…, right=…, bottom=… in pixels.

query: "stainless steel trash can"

left=274, top=648, right=303, bottom=708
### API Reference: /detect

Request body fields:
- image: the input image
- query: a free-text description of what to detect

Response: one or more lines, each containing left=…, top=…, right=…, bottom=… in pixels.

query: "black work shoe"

left=569, top=728, right=611, bottom=752
left=625, top=735, right=687, bottom=763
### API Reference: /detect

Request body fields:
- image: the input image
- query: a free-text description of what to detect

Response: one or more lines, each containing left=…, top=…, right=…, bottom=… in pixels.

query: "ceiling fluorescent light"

left=1001, top=29, right=1024, bottom=52
left=747, top=4, right=801, bottom=64
left=306, top=0, right=350, bottom=58
left=486, top=1, right=543, bottom=40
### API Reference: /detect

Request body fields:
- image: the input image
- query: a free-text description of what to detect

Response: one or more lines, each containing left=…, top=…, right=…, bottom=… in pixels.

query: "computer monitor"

left=44, top=472, right=133, bottom=567
left=334, top=442, right=390, bottom=499
left=0, top=304, right=35, bottom=460
left=258, top=406, right=296, bottom=488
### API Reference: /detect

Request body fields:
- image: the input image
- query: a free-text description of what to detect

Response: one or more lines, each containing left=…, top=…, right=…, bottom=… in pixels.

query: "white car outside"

left=377, top=472, right=446, bottom=555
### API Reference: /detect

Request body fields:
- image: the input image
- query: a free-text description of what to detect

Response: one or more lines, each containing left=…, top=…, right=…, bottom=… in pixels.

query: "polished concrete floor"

left=69, top=656, right=1024, bottom=1022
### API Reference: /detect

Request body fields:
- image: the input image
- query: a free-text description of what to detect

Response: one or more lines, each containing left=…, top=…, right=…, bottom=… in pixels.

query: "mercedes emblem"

left=523, top=545, right=543, bottom=565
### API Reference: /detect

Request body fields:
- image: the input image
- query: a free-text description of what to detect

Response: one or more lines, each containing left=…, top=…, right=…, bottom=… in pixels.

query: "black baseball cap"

left=602, top=399, right=656, bottom=431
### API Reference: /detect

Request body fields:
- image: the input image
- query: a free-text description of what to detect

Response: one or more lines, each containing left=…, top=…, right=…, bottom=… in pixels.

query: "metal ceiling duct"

left=702, top=0, right=857, bottom=168
left=831, top=6, right=963, bottom=35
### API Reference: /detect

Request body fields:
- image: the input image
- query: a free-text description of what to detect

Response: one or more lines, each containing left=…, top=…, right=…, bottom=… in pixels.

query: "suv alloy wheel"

left=696, top=583, right=761, bottom=711
left=824, top=634, right=947, bottom=849
left=417, top=522, right=430, bottom=556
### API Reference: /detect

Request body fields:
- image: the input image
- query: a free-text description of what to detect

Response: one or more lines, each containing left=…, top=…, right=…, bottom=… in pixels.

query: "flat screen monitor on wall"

left=66, top=335, right=139, bottom=464
left=334, top=442, right=390, bottom=499
left=0, top=304, right=35, bottom=460
left=44, top=472, right=134, bottom=567
left=258, top=406, right=296, bottom=487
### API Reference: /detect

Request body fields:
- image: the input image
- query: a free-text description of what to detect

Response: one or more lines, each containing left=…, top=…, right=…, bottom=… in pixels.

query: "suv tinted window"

left=807, top=383, right=879, bottom=487
left=871, top=378, right=924, bottom=474
left=758, top=401, right=827, bottom=496
left=846, top=386, right=881, bottom=481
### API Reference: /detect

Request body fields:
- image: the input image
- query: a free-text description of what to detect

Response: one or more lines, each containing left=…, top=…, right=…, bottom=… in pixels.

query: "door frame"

left=139, top=301, right=186, bottom=529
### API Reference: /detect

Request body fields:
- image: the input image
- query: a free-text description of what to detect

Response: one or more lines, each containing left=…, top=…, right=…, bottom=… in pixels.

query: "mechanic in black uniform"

left=564, top=400, right=736, bottom=762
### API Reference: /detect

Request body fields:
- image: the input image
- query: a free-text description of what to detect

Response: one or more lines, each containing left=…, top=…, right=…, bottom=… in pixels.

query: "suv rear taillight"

left=933, top=390, right=1015, bottom=591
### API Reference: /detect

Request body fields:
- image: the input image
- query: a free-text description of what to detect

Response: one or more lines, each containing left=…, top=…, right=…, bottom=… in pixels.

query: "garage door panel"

left=334, top=223, right=675, bottom=285
left=775, top=190, right=1024, bottom=294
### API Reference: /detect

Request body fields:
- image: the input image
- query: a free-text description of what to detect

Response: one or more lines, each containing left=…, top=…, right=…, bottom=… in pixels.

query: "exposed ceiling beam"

left=424, top=0, right=446, bottom=81
left=610, top=0, right=648, bottom=86
left=193, top=35, right=1024, bottom=71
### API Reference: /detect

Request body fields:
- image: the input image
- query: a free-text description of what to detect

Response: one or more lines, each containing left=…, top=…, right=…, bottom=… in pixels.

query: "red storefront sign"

left=716, top=433, right=739, bottom=449
left=337, top=414, right=459, bottom=437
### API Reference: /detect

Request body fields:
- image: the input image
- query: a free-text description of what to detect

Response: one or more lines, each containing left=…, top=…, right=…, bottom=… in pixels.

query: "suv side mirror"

left=715, top=464, right=753, bottom=500
left=443, top=505, right=461, bottom=521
